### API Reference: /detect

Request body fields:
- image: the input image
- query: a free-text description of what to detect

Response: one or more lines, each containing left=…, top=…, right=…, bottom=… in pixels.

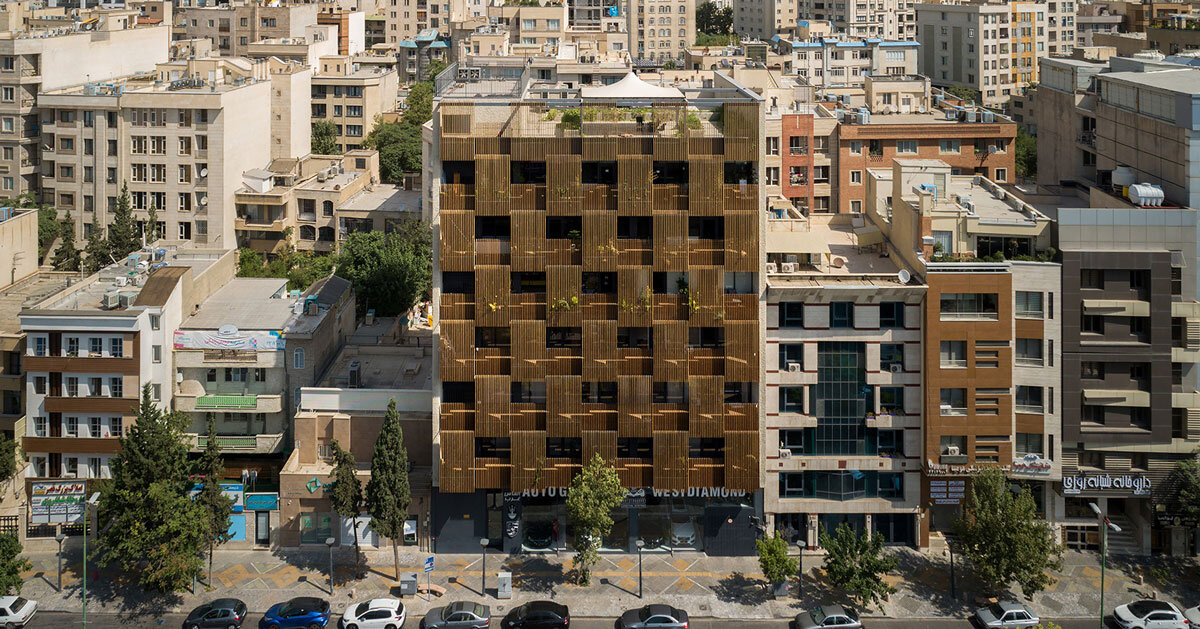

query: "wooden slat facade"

left=436, top=100, right=761, bottom=492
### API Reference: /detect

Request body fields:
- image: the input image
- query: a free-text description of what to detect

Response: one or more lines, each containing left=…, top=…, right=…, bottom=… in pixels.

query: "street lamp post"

left=635, top=540, right=644, bottom=598
left=325, top=537, right=336, bottom=595
left=795, top=540, right=805, bottom=599
left=948, top=538, right=957, bottom=601
left=82, top=492, right=98, bottom=629
left=1089, top=503, right=1121, bottom=629
left=480, top=537, right=490, bottom=597
left=55, top=533, right=65, bottom=593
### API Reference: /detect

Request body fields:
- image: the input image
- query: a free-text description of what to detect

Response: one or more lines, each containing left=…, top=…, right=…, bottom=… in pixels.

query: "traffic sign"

left=424, top=556, right=435, bottom=573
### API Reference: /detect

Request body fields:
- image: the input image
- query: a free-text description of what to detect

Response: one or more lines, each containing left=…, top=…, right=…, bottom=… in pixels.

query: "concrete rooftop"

left=33, top=248, right=221, bottom=312
left=182, top=277, right=293, bottom=331
left=339, top=184, right=421, bottom=214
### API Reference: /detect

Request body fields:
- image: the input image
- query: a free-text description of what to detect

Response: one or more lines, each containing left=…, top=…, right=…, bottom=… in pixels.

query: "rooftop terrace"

left=30, top=246, right=223, bottom=312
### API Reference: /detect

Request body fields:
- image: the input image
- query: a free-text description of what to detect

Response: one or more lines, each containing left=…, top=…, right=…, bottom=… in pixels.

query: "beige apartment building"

left=628, top=0, right=695, bottom=63
left=36, top=57, right=288, bottom=251
left=384, top=0, right=468, bottom=43
left=311, top=55, right=398, bottom=153
left=795, top=0, right=917, bottom=40
left=0, top=16, right=169, bottom=200
left=175, top=3, right=320, bottom=57
left=245, top=24, right=339, bottom=66
left=917, top=0, right=1049, bottom=106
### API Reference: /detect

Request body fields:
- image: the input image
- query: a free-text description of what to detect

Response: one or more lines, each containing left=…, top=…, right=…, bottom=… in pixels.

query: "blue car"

left=260, top=597, right=332, bottom=629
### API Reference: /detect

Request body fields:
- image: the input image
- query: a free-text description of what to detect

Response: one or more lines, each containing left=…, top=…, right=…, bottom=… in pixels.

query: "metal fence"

left=26, top=523, right=56, bottom=538
left=0, top=516, right=16, bottom=537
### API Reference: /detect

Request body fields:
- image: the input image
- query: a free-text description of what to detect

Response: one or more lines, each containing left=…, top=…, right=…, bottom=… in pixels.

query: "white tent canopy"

left=580, top=72, right=685, bottom=100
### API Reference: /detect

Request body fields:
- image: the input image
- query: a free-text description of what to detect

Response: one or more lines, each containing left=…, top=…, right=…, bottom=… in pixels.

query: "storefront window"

left=299, top=512, right=333, bottom=544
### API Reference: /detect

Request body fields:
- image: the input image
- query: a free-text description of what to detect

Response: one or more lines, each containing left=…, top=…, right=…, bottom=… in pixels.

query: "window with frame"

left=1015, top=338, right=1043, bottom=366
left=896, top=139, right=918, bottom=153
left=66, top=416, right=78, bottom=437
left=880, top=343, right=904, bottom=370
left=779, top=472, right=805, bottom=498
left=66, top=377, right=79, bottom=397
left=880, top=302, right=905, bottom=328
left=1015, top=432, right=1043, bottom=456
left=940, top=340, right=966, bottom=367
left=1081, top=269, right=1103, bottom=289
left=779, top=344, right=803, bottom=370
left=1015, top=291, right=1044, bottom=318
left=830, top=302, right=854, bottom=328
left=940, top=293, right=998, bottom=319
left=879, top=386, right=904, bottom=414
left=110, top=377, right=122, bottom=398
left=780, top=387, right=805, bottom=413
left=780, top=302, right=804, bottom=328
left=940, top=388, right=967, bottom=414
left=1081, top=314, right=1104, bottom=334
left=1015, top=386, right=1044, bottom=413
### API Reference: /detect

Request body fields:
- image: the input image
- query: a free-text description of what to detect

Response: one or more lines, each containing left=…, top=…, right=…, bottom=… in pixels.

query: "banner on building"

left=174, top=325, right=284, bottom=351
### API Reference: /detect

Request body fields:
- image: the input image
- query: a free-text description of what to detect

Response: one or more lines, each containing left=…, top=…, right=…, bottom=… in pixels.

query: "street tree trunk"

left=393, top=538, right=400, bottom=581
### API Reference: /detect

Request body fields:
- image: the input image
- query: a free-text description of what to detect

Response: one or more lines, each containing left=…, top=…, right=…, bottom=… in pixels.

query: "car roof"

left=996, top=602, right=1026, bottom=613
left=645, top=605, right=677, bottom=617
left=526, top=601, right=567, bottom=615
left=287, top=597, right=326, bottom=611
left=0, top=597, right=18, bottom=606
left=1130, top=600, right=1176, bottom=613
left=368, top=599, right=401, bottom=610
left=822, top=605, right=848, bottom=616
left=211, top=599, right=244, bottom=609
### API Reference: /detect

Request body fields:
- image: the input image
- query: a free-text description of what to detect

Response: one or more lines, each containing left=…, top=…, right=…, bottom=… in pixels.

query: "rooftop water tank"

left=1129, top=183, right=1165, bottom=207
left=1111, top=165, right=1136, bottom=189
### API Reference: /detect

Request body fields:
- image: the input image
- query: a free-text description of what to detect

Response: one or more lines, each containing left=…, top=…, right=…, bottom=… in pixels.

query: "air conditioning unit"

left=889, top=363, right=903, bottom=373
left=781, top=262, right=797, bottom=273
left=779, top=448, right=792, bottom=459
left=102, top=291, right=120, bottom=309
left=788, top=362, right=802, bottom=372
left=945, top=445, right=961, bottom=456
left=114, top=276, right=127, bottom=287
left=348, top=360, right=362, bottom=388
left=765, top=262, right=777, bottom=273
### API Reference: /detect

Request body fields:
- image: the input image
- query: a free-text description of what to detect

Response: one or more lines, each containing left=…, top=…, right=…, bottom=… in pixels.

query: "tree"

left=696, top=1, right=733, bottom=35
left=328, top=440, right=364, bottom=557
left=565, top=454, right=624, bottom=585
left=944, top=86, right=981, bottom=104
left=337, top=226, right=431, bottom=317
left=0, top=535, right=30, bottom=595
left=1016, top=128, right=1037, bottom=179
left=82, top=212, right=112, bottom=275
left=107, top=182, right=137, bottom=258
left=365, top=119, right=423, bottom=182
left=51, top=218, right=80, bottom=272
left=402, top=82, right=434, bottom=127
left=145, top=205, right=160, bottom=243
left=96, top=385, right=208, bottom=592
left=37, top=206, right=59, bottom=260
left=819, top=522, right=897, bottom=610
left=756, top=531, right=798, bottom=586
left=313, top=120, right=340, bottom=155
left=364, top=399, right=411, bottom=581
left=196, top=414, right=233, bottom=586
left=0, top=434, right=18, bottom=485
left=954, top=468, right=1063, bottom=598
left=1168, top=450, right=1200, bottom=527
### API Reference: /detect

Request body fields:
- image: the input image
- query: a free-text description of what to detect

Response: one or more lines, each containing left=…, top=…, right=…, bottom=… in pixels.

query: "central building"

left=427, top=68, right=764, bottom=555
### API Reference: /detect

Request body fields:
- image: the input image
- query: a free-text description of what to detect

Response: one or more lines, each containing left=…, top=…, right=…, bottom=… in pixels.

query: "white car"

left=340, top=598, right=406, bottom=629
left=1185, top=606, right=1200, bottom=625
left=670, top=517, right=696, bottom=547
left=1113, top=600, right=1189, bottom=629
left=0, top=596, right=35, bottom=627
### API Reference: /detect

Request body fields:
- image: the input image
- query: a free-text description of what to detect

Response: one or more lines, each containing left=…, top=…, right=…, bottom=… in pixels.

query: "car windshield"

left=10, top=599, right=26, bottom=613
left=355, top=603, right=371, bottom=618
left=809, top=608, right=827, bottom=623
left=472, top=604, right=487, bottom=618
left=192, top=605, right=211, bottom=617
left=844, top=608, right=858, bottom=621
left=1130, top=602, right=1169, bottom=617
left=986, top=604, right=1005, bottom=618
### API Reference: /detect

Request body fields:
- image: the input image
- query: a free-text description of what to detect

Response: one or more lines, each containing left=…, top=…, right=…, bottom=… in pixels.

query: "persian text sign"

left=173, top=327, right=284, bottom=351
left=1062, top=473, right=1151, bottom=496
left=31, top=481, right=87, bottom=523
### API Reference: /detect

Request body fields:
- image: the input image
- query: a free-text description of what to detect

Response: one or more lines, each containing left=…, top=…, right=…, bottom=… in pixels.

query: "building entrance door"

left=255, top=511, right=270, bottom=546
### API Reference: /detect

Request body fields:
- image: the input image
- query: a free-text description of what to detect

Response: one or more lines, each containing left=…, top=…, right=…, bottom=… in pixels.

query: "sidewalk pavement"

left=17, top=545, right=1200, bottom=621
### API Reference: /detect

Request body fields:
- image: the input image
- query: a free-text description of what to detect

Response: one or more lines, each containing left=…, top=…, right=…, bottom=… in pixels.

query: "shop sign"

left=306, top=477, right=331, bottom=494
left=622, top=488, right=647, bottom=509
left=173, top=327, right=284, bottom=351
left=190, top=483, right=245, bottom=513
left=650, top=487, right=746, bottom=498
left=244, top=493, right=279, bottom=511
left=926, top=459, right=1009, bottom=477
left=1062, top=473, right=1151, bottom=496
left=504, top=487, right=569, bottom=500
left=1011, top=454, right=1053, bottom=476
left=30, top=481, right=87, bottom=524
left=928, top=479, right=966, bottom=505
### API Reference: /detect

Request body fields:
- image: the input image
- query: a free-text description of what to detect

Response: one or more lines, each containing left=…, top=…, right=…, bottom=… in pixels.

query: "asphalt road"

left=31, top=614, right=1111, bottom=629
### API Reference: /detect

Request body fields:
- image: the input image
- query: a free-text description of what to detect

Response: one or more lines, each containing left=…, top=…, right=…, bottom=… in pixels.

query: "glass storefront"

left=299, top=512, right=333, bottom=544
left=637, top=498, right=704, bottom=551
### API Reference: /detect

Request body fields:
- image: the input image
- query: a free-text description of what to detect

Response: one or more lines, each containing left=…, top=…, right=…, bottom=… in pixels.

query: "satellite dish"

left=898, top=269, right=911, bottom=284
left=199, top=195, right=208, bottom=206
left=218, top=324, right=239, bottom=337
left=200, top=168, right=208, bottom=177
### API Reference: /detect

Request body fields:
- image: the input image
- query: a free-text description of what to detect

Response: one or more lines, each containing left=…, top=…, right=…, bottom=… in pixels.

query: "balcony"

left=24, top=354, right=138, bottom=375
left=190, top=433, right=285, bottom=454
left=174, top=349, right=281, bottom=369
left=175, top=391, right=283, bottom=414
left=235, top=214, right=288, bottom=231
left=1082, top=388, right=1150, bottom=407
left=44, top=396, right=137, bottom=414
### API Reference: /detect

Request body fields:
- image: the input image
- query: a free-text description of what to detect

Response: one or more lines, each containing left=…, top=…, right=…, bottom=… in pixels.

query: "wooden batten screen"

left=548, top=153, right=583, bottom=214
left=688, top=267, right=724, bottom=326
left=475, top=155, right=512, bottom=215
left=511, top=430, right=549, bottom=490
left=653, top=431, right=689, bottom=491
left=722, top=102, right=760, bottom=162
left=439, top=211, right=474, bottom=272
left=724, top=212, right=758, bottom=273
left=583, top=320, right=618, bottom=381
left=547, top=375, right=583, bottom=437
left=617, top=375, right=653, bottom=437
left=510, top=319, right=547, bottom=381
left=583, top=137, right=618, bottom=161
left=582, top=430, right=617, bottom=465
left=653, top=321, right=688, bottom=382
left=440, top=430, right=476, bottom=493
left=474, top=265, right=512, bottom=327
left=724, top=320, right=760, bottom=383
left=439, top=321, right=475, bottom=381
left=474, top=457, right=510, bottom=489
left=474, top=374, right=513, bottom=438
left=511, top=211, right=546, bottom=271
left=617, top=155, right=654, bottom=215
left=546, top=265, right=582, bottom=326
left=654, top=136, right=687, bottom=162
left=723, top=431, right=760, bottom=491
left=583, top=212, right=618, bottom=270
left=688, top=375, right=724, bottom=437
left=688, top=156, right=725, bottom=216
left=616, top=267, right=652, bottom=326
left=653, top=213, right=688, bottom=271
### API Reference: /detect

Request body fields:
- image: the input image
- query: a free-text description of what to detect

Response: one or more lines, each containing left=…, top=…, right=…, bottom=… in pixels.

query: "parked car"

left=523, top=521, right=556, bottom=550
left=616, top=604, right=689, bottom=629
left=421, top=602, right=491, bottom=629
left=0, top=597, right=35, bottom=628
left=669, top=518, right=696, bottom=547
left=259, top=597, right=332, bottom=629
left=791, top=605, right=862, bottom=629
left=1113, top=600, right=1189, bottom=629
left=501, top=601, right=570, bottom=629
left=339, top=598, right=405, bottom=629
left=185, top=598, right=248, bottom=629
left=1184, top=606, right=1200, bottom=625
left=971, top=601, right=1040, bottom=628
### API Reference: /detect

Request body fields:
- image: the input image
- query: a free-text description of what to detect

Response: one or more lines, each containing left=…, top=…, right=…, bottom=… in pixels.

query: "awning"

left=766, top=230, right=830, bottom=254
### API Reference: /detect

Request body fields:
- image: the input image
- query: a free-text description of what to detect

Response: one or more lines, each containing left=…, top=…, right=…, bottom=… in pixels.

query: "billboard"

left=31, top=481, right=87, bottom=524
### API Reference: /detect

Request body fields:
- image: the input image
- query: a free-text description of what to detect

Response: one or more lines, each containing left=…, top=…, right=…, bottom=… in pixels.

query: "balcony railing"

left=196, top=394, right=259, bottom=409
